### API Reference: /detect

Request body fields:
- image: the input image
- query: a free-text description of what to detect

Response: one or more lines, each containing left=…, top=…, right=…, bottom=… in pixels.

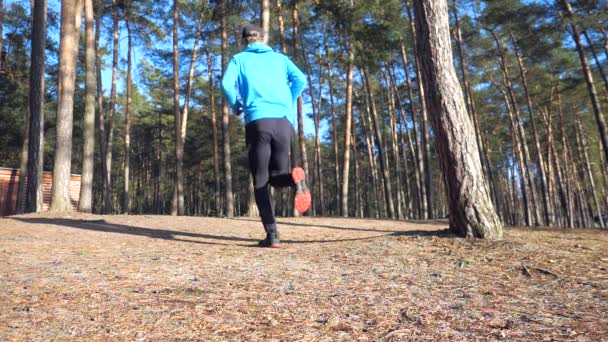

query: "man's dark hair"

left=242, top=24, right=263, bottom=44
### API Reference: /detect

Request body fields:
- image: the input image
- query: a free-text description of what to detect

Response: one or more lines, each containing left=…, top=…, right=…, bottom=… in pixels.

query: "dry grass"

left=1, top=213, right=607, bottom=341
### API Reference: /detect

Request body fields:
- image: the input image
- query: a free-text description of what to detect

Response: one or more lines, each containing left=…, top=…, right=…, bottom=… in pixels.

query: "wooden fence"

left=0, top=167, right=81, bottom=216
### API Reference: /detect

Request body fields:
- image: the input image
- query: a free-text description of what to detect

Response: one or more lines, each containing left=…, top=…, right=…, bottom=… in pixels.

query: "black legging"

left=246, top=117, right=296, bottom=225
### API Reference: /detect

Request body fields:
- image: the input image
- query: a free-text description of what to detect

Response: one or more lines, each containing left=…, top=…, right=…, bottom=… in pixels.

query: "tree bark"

left=574, top=112, right=605, bottom=228
left=292, top=2, right=310, bottom=206
left=122, top=19, right=133, bottom=213
left=413, top=0, right=502, bottom=239
left=50, top=0, right=83, bottom=212
left=324, top=39, right=341, bottom=215
left=103, top=0, right=119, bottom=214
left=79, top=0, right=95, bottom=213
left=340, top=42, right=354, bottom=217
left=170, top=0, right=184, bottom=215
left=275, top=0, right=286, bottom=54
left=95, top=0, right=106, bottom=214
left=560, top=0, right=608, bottom=163
left=363, top=67, right=396, bottom=219
left=261, top=0, right=269, bottom=44
left=489, top=30, right=541, bottom=226
left=399, top=43, right=423, bottom=218
left=510, top=33, right=552, bottom=226
left=220, top=0, right=234, bottom=217
left=207, top=51, right=221, bottom=216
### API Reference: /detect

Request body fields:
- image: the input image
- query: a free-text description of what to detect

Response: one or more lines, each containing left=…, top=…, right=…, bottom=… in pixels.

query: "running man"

left=221, top=24, right=311, bottom=248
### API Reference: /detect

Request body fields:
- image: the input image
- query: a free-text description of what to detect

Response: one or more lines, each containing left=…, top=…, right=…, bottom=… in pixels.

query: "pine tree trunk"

left=582, top=31, right=608, bottom=96
left=207, top=52, right=221, bottom=216
left=95, top=2, right=106, bottom=214
left=170, top=0, right=184, bottom=216
left=399, top=43, right=423, bottom=218
left=560, top=0, right=608, bottom=163
left=387, top=63, right=414, bottom=218
left=359, top=90, right=382, bottom=218
left=325, top=49, right=341, bottom=215
left=79, top=0, right=95, bottom=213
left=50, top=0, right=83, bottom=212
left=292, top=3, right=309, bottom=208
left=17, top=107, right=29, bottom=213
left=25, top=0, right=47, bottom=212
left=492, top=75, right=531, bottom=226
left=490, top=30, right=541, bottom=226
left=363, top=67, right=396, bottom=219
left=275, top=0, right=286, bottom=54
left=340, top=43, right=354, bottom=217
left=103, top=0, right=119, bottom=214
left=511, top=33, right=552, bottom=226
left=406, top=1, right=433, bottom=219
left=220, top=0, right=234, bottom=217
left=413, top=0, right=502, bottom=239
left=451, top=1, right=499, bottom=213
left=557, top=93, right=576, bottom=227
left=574, top=113, right=605, bottom=228
left=386, top=70, right=404, bottom=219
left=122, top=20, right=133, bottom=213
left=261, top=0, right=269, bottom=43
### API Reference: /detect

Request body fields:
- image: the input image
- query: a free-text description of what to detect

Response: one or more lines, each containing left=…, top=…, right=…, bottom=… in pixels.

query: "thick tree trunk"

left=171, top=0, right=184, bottom=216
left=220, top=0, right=234, bottom=217
left=207, top=52, right=221, bottom=216
left=50, top=0, right=83, bottom=212
left=103, top=0, right=119, bottom=214
left=451, top=0, right=499, bottom=213
left=79, top=0, right=95, bottom=213
left=413, top=0, right=502, bottom=239
left=363, top=68, right=395, bottom=219
left=26, top=0, right=45, bottom=213
left=560, top=0, right=608, bottom=163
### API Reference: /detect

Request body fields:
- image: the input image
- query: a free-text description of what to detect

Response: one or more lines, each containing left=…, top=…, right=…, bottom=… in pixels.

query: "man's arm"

left=285, top=57, right=307, bottom=101
left=221, top=57, right=242, bottom=113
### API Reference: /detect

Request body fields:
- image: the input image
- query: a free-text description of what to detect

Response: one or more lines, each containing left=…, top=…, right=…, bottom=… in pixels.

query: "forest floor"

left=0, top=213, right=607, bottom=341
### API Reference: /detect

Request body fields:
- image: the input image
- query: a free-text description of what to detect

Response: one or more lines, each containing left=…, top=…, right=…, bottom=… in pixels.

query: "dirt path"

left=1, top=213, right=607, bottom=341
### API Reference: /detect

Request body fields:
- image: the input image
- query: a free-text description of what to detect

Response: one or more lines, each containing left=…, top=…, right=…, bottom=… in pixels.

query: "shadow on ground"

left=13, top=217, right=455, bottom=247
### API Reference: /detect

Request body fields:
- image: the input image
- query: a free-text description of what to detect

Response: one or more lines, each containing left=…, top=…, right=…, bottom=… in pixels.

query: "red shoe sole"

left=292, top=167, right=306, bottom=183
left=295, top=191, right=311, bottom=214
left=292, top=167, right=311, bottom=214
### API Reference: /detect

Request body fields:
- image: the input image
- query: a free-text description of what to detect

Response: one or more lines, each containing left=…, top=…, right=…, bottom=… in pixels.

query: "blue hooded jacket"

left=221, top=42, right=307, bottom=127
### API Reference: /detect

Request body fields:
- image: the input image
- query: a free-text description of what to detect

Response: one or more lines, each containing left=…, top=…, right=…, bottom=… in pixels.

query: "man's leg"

left=269, top=118, right=311, bottom=214
left=247, top=119, right=281, bottom=247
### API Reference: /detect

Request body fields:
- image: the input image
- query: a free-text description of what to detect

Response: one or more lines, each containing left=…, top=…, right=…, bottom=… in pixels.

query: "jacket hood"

left=243, top=42, right=273, bottom=53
